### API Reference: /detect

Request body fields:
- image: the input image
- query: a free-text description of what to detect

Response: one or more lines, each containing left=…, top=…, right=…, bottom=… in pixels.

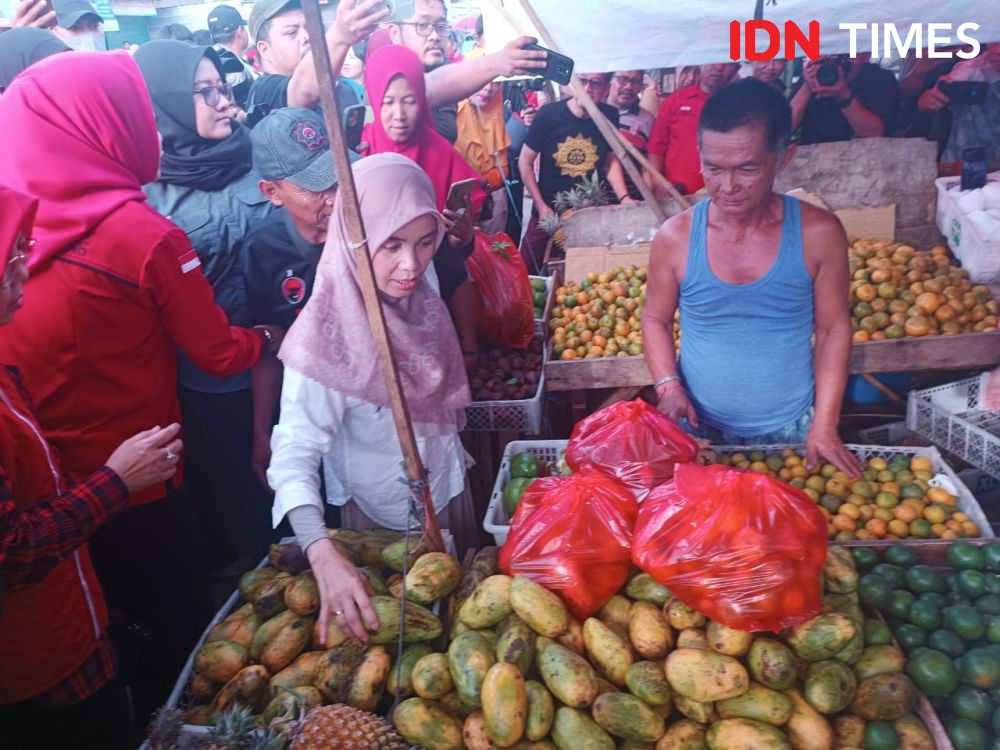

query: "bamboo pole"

left=483, top=0, right=669, bottom=221
left=300, top=0, right=444, bottom=552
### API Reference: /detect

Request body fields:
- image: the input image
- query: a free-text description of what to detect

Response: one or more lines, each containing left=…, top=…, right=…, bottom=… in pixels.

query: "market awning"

left=483, top=0, right=1000, bottom=71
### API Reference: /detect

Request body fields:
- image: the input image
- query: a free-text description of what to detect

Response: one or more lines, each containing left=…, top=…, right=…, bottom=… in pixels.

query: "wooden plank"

left=545, top=333, right=1000, bottom=392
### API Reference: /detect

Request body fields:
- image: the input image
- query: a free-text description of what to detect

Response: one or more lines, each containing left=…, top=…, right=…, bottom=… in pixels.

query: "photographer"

left=918, top=43, right=1000, bottom=169
left=791, top=53, right=898, bottom=144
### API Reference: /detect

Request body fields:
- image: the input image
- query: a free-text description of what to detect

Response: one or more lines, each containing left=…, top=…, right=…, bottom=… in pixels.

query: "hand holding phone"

left=939, top=79, right=987, bottom=106
left=446, top=178, right=476, bottom=214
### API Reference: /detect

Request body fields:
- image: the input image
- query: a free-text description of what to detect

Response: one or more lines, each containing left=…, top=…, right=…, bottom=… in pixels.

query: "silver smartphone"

left=376, top=0, right=415, bottom=22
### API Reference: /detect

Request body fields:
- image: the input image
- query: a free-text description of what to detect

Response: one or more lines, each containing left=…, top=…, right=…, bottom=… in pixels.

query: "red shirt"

left=0, top=201, right=263, bottom=506
left=647, top=84, right=709, bottom=195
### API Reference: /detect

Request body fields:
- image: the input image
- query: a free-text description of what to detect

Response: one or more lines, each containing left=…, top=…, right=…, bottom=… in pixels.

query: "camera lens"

left=816, top=60, right=839, bottom=87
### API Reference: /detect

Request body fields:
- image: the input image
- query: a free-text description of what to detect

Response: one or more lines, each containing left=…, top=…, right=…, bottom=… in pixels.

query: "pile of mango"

left=184, top=530, right=460, bottom=727
left=389, top=547, right=935, bottom=750
left=713, top=449, right=979, bottom=542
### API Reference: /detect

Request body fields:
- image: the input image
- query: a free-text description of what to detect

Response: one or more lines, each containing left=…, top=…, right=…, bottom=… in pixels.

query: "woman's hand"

left=105, top=424, right=183, bottom=493
left=445, top=196, right=475, bottom=249
left=308, top=538, right=380, bottom=644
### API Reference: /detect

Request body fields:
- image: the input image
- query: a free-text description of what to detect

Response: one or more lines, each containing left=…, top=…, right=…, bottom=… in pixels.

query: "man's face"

left=390, top=0, right=447, bottom=68
left=257, top=9, right=308, bottom=76
left=53, top=15, right=106, bottom=50
left=699, top=123, right=787, bottom=218
left=471, top=81, right=497, bottom=108
left=576, top=73, right=610, bottom=108
left=261, top=178, right=337, bottom=244
left=234, top=25, right=250, bottom=54
left=752, top=60, right=786, bottom=84
left=608, top=70, right=644, bottom=109
left=700, top=63, right=739, bottom=95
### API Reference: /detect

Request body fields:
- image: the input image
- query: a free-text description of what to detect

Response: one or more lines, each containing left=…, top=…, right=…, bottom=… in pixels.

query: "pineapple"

left=203, top=706, right=287, bottom=750
left=537, top=212, right=565, bottom=250
left=146, top=706, right=184, bottom=750
left=290, top=704, right=408, bottom=750
left=573, top=170, right=610, bottom=209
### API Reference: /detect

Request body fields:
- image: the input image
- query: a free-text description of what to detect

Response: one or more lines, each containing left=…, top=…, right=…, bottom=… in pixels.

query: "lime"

left=984, top=542, right=1000, bottom=572
left=928, top=628, right=968, bottom=658
left=906, top=565, right=946, bottom=594
left=961, top=648, right=1000, bottom=689
left=510, top=452, right=540, bottom=479
left=887, top=589, right=916, bottom=620
left=909, top=600, right=942, bottom=631
left=865, top=620, right=893, bottom=646
left=885, top=544, right=918, bottom=567
left=949, top=542, right=987, bottom=571
left=959, top=570, right=989, bottom=598
left=945, top=604, right=986, bottom=641
left=820, top=494, right=842, bottom=515
left=874, top=563, right=907, bottom=588
left=947, top=718, right=989, bottom=750
left=530, top=277, right=547, bottom=293
left=907, top=647, right=961, bottom=696
left=864, top=721, right=900, bottom=750
left=502, top=477, right=534, bottom=515
left=895, top=623, right=928, bottom=653
left=918, top=592, right=948, bottom=609
left=853, top=547, right=880, bottom=571
left=860, top=574, right=893, bottom=610
left=909, top=519, right=933, bottom=538
left=987, top=616, right=1000, bottom=644
left=977, top=594, right=1000, bottom=616
left=951, top=685, right=995, bottom=723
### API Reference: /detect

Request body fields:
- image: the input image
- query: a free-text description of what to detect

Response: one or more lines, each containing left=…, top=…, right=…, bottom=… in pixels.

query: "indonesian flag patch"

left=179, top=248, right=201, bottom=274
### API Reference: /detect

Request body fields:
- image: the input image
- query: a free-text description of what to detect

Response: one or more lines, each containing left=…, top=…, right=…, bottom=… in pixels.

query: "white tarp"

left=482, top=0, right=1000, bottom=71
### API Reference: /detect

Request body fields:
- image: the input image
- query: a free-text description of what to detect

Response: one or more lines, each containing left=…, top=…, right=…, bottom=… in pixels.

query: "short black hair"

left=698, top=77, right=791, bottom=155
left=214, top=28, right=239, bottom=44
left=192, top=29, right=213, bottom=45
left=159, top=23, right=193, bottom=41
left=475, top=14, right=483, bottom=37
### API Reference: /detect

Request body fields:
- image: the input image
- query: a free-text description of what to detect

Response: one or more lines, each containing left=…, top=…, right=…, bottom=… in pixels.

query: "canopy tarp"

left=483, top=0, right=1000, bottom=71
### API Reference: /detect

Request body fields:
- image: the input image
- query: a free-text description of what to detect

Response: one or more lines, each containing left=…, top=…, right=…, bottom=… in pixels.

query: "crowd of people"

left=0, top=0, right=998, bottom=746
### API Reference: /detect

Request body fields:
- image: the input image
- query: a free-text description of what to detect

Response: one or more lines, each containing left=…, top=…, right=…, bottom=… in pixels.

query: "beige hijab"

left=279, top=153, right=471, bottom=423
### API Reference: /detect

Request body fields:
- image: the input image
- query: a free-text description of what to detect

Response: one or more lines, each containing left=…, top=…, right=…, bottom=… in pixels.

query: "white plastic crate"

left=465, top=348, right=546, bottom=434
left=935, top=172, right=1000, bottom=283
left=530, top=275, right=554, bottom=338
left=907, top=373, right=1000, bottom=480
left=484, top=439, right=568, bottom=545
left=714, top=443, right=993, bottom=539
left=855, top=421, right=923, bottom=446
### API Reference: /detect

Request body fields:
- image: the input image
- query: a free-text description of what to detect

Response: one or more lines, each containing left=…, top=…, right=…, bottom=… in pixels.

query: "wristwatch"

left=837, top=93, right=855, bottom=109
left=260, top=326, right=278, bottom=354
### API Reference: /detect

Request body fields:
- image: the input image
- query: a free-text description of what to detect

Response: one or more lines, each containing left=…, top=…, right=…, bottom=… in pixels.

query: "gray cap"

left=251, top=108, right=358, bottom=192
left=52, top=0, right=101, bottom=29
left=248, top=0, right=297, bottom=43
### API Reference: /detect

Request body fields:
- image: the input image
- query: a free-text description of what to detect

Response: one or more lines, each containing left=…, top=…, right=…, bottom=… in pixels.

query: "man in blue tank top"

left=644, top=78, right=862, bottom=476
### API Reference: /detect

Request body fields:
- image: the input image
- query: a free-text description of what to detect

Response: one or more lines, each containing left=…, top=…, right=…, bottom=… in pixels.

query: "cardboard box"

left=564, top=242, right=652, bottom=283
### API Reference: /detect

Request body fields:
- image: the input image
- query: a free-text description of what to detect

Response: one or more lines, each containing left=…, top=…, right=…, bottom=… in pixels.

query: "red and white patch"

left=179, top=248, right=201, bottom=274
left=281, top=276, right=306, bottom=305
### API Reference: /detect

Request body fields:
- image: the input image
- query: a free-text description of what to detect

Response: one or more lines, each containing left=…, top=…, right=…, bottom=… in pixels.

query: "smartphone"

left=939, top=80, right=988, bottom=106
left=961, top=147, right=988, bottom=192
left=446, top=178, right=476, bottom=213
left=342, top=103, right=366, bottom=152
left=373, top=0, right=414, bottom=23
left=524, top=43, right=574, bottom=86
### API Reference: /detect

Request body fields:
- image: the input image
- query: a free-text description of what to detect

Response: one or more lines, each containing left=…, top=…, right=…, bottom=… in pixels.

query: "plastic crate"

left=935, top=172, right=1000, bottom=283
left=465, top=365, right=545, bottom=434
left=484, top=439, right=568, bottom=545
left=907, top=374, right=1000, bottom=479
left=855, top=421, right=927, bottom=447
left=714, top=443, right=993, bottom=540
left=530, top=275, right=554, bottom=338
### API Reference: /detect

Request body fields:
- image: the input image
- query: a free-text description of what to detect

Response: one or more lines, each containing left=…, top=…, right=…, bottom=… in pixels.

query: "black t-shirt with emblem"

left=524, top=99, right=620, bottom=212
left=243, top=207, right=323, bottom=331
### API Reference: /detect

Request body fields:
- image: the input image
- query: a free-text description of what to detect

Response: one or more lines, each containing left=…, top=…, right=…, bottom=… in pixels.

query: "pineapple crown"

left=146, top=706, right=184, bottom=750
left=204, top=707, right=287, bottom=750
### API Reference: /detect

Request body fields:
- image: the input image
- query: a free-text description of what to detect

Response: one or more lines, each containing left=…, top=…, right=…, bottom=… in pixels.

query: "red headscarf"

left=361, top=44, right=482, bottom=212
left=0, top=187, right=37, bottom=265
left=0, top=51, right=159, bottom=270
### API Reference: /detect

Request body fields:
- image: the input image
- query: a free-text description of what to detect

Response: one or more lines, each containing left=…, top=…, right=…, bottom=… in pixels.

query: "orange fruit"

left=855, top=284, right=877, bottom=302
left=904, top=316, right=931, bottom=336
left=560, top=348, right=577, bottom=360
left=853, top=330, right=871, bottom=343
left=915, top=292, right=941, bottom=314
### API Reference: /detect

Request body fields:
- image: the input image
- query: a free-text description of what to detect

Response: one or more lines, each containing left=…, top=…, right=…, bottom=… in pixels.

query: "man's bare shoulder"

left=796, top=199, right=848, bottom=256
left=653, top=206, right=695, bottom=250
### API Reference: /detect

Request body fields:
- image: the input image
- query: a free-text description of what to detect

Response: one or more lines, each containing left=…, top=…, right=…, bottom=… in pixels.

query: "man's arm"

left=287, top=0, right=388, bottom=110
left=426, top=36, right=546, bottom=108
left=841, top=97, right=887, bottom=138
left=518, top=144, right=552, bottom=219
left=789, top=81, right=812, bottom=132
left=803, top=206, right=863, bottom=476
left=643, top=212, right=698, bottom=426
left=646, top=103, right=672, bottom=198
left=604, top=153, right=632, bottom=203
left=251, top=353, right=284, bottom=490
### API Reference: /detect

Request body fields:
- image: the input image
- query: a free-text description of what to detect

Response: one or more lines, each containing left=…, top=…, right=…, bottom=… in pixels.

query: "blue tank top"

left=678, top=195, right=815, bottom=435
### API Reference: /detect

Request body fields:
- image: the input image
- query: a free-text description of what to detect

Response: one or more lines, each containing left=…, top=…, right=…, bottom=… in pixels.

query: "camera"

left=816, top=57, right=848, bottom=87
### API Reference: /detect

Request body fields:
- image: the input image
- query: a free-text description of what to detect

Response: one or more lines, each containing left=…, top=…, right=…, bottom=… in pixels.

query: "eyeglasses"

left=193, top=82, right=234, bottom=107
left=2, top=234, right=33, bottom=290
left=396, top=21, right=451, bottom=37
left=611, top=75, right=645, bottom=89
left=578, top=77, right=609, bottom=90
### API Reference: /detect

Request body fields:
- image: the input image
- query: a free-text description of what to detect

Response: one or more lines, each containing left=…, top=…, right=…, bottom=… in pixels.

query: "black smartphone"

left=524, top=43, right=574, bottom=86
left=939, top=80, right=988, bottom=106
left=342, top=103, right=366, bottom=152
left=961, top=147, right=988, bottom=191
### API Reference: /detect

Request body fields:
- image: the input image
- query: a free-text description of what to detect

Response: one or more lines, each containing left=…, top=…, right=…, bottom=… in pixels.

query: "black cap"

left=51, top=0, right=100, bottom=29
left=207, top=5, right=246, bottom=39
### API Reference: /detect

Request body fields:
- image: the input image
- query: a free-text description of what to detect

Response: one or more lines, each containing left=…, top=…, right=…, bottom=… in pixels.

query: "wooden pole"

left=300, top=0, right=444, bottom=552
left=611, top=128, right=692, bottom=210
left=483, top=0, right=670, bottom=222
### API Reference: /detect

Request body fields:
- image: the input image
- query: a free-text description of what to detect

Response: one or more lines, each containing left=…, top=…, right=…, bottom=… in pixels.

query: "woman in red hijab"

left=0, top=51, right=277, bottom=718
left=362, top=43, right=485, bottom=367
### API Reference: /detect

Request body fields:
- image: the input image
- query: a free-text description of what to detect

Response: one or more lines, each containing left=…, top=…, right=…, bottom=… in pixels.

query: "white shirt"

left=268, top=366, right=471, bottom=531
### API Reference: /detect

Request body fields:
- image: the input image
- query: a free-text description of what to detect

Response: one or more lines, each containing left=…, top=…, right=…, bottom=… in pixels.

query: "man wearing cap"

left=50, top=0, right=104, bottom=50
left=209, top=4, right=256, bottom=108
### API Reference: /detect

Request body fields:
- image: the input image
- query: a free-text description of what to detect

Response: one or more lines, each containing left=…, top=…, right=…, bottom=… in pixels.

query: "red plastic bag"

left=566, top=399, right=699, bottom=500
left=466, top=231, right=535, bottom=350
left=632, top=463, right=828, bottom=632
left=499, top=471, right=638, bottom=620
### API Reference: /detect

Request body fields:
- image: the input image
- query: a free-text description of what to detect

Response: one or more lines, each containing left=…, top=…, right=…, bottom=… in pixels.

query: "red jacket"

left=647, top=84, right=710, bottom=195
left=0, top=202, right=263, bottom=506
left=0, top=366, right=116, bottom=703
